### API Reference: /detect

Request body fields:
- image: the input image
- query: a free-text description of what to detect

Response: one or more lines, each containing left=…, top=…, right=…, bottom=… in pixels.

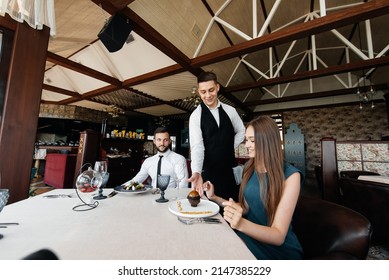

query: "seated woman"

left=203, top=116, right=303, bottom=259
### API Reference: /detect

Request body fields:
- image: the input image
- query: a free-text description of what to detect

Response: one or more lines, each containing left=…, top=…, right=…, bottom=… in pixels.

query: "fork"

left=177, top=216, right=221, bottom=225
left=43, top=194, right=72, bottom=198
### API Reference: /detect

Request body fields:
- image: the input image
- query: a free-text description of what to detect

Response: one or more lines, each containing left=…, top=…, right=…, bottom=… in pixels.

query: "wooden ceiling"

left=42, top=0, right=389, bottom=120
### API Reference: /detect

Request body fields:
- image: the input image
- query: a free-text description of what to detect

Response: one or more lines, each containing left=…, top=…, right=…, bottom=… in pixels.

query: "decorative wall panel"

left=284, top=103, right=388, bottom=177
left=336, top=142, right=389, bottom=176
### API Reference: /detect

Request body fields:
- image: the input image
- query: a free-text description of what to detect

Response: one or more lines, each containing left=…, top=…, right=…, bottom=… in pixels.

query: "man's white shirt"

left=124, top=149, right=188, bottom=188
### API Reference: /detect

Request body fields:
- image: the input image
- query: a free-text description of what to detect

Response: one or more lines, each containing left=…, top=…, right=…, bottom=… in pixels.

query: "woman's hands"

left=203, top=182, right=244, bottom=229
left=202, top=181, right=225, bottom=206
left=203, top=181, right=215, bottom=199
left=222, top=198, right=243, bottom=229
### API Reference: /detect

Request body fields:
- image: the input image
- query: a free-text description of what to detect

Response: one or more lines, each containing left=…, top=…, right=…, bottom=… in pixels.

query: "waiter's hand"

left=187, top=172, right=203, bottom=193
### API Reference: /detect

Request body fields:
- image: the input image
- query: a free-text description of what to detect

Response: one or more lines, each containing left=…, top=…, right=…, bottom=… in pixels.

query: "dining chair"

left=22, top=249, right=59, bottom=260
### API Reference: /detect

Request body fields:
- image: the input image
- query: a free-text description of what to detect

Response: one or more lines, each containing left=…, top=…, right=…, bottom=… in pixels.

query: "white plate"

left=168, top=198, right=219, bottom=218
left=114, top=185, right=152, bottom=194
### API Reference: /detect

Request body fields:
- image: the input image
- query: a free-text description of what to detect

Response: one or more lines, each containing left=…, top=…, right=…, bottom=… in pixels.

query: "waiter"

left=188, top=72, right=245, bottom=201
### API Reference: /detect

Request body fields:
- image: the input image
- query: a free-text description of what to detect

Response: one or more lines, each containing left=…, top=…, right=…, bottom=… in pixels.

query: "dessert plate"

left=168, top=198, right=219, bottom=218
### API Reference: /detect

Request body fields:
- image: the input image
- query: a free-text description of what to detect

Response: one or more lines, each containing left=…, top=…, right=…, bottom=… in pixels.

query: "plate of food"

left=114, top=181, right=152, bottom=194
left=168, top=195, right=219, bottom=218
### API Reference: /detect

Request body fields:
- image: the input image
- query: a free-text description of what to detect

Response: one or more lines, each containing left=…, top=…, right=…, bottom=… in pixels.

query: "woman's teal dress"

left=236, top=163, right=303, bottom=259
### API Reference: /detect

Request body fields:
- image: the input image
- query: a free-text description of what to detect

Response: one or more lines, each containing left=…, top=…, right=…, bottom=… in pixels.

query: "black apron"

left=200, top=102, right=239, bottom=201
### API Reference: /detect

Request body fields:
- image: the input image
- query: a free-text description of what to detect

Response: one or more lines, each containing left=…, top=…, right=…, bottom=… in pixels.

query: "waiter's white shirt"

left=125, top=149, right=188, bottom=188
left=189, top=100, right=246, bottom=174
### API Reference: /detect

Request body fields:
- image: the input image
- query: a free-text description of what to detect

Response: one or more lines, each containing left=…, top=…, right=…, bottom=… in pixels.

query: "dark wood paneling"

left=0, top=28, right=13, bottom=117
left=0, top=22, right=50, bottom=203
left=320, top=137, right=339, bottom=203
left=74, top=130, right=100, bottom=184
left=385, top=93, right=389, bottom=126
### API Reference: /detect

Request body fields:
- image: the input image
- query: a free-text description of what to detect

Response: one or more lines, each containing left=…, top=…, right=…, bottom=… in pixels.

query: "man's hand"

left=187, top=172, right=203, bottom=193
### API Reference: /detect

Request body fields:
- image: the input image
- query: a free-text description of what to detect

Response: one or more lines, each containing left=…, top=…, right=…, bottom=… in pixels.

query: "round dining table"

left=0, top=187, right=255, bottom=260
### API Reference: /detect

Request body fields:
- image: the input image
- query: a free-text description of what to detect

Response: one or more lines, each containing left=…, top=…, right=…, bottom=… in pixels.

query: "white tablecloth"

left=358, top=175, right=389, bottom=184
left=0, top=188, right=255, bottom=260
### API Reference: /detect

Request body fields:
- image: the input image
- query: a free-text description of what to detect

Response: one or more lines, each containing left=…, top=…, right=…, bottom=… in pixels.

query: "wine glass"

left=94, top=161, right=108, bottom=174
left=93, top=172, right=108, bottom=200
left=0, top=189, right=10, bottom=240
left=93, top=161, right=108, bottom=200
left=74, top=167, right=101, bottom=211
left=171, top=174, right=181, bottom=201
left=155, top=174, right=170, bottom=203
left=76, top=167, right=100, bottom=193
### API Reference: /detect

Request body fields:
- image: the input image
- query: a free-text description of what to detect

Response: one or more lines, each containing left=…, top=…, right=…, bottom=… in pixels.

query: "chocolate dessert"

left=187, top=190, right=201, bottom=207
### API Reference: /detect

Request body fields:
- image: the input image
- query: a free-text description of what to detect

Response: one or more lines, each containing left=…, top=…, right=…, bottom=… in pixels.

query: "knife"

left=177, top=216, right=221, bottom=225
left=107, top=191, right=118, bottom=198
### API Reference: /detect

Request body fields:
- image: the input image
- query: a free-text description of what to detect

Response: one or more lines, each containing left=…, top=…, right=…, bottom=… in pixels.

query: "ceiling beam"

left=92, top=0, right=198, bottom=75
left=191, top=0, right=389, bottom=67
left=225, top=55, right=389, bottom=93
left=42, top=84, right=81, bottom=98
left=244, top=83, right=389, bottom=106
left=122, top=64, right=184, bottom=87
left=56, top=0, right=388, bottom=116
left=121, top=9, right=197, bottom=74
left=106, top=0, right=135, bottom=10
left=0, top=13, right=16, bottom=30
left=58, top=84, right=120, bottom=104
left=120, top=8, right=252, bottom=114
left=90, top=0, right=140, bottom=15
left=46, top=51, right=123, bottom=87
left=90, top=0, right=252, bottom=114
left=125, top=89, right=191, bottom=113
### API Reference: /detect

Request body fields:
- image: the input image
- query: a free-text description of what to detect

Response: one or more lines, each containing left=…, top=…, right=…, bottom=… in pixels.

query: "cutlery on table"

left=0, top=222, right=19, bottom=226
left=177, top=216, right=221, bottom=225
left=43, top=194, right=72, bottom=198
left=107, top=191, right=117, bottom=198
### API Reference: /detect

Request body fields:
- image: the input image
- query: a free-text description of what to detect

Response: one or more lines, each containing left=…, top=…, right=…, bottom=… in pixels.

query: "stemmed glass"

left=171, top=174, right=181, bottom=201
left=93, top=161, right=109, bottom=200
left=94, top=161, right=107, bottom=174
left=155, top=174, right=170, bottom=203
left=74, top=167, right=101, bottom=211
left=0, top=189, right=10, bottom=240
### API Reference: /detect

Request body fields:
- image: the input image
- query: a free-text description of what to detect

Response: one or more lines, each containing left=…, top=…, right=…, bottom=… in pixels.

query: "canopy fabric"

left=0, top=0, right=56, bottom=36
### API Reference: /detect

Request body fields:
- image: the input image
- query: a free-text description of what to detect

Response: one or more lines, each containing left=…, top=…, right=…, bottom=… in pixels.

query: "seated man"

left=123, top=127, right=188, bottom=188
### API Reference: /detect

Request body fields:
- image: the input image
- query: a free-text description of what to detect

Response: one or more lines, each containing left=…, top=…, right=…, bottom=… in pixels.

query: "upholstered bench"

left=338, top=177, right=389, bottom=245
left=44, top=153, right=77, bottom=189
left=293, top=196, right=372, bottom=259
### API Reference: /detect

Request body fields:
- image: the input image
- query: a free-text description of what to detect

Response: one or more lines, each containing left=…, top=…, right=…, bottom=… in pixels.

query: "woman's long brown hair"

left=238, top=116, right=284, bottom=225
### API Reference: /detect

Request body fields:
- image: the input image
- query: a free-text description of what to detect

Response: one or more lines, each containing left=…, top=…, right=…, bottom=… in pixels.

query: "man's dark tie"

left=157, top=155, right=163, bottom=176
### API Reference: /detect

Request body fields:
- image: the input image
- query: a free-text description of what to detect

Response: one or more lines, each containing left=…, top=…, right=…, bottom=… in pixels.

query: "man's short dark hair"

left=197, top=71, right=218, bottom=84
left=154, top=127, right=170, bottom=137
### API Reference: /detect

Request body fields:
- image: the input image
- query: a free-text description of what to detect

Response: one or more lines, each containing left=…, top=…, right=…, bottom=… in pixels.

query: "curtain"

left=0, top=0, right=56, bottom=36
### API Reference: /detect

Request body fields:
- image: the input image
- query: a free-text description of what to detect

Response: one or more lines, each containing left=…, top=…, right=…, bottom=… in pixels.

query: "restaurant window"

left=235, top=113, right=284, bottom=158
left=271, top=113, right=284, bottom=146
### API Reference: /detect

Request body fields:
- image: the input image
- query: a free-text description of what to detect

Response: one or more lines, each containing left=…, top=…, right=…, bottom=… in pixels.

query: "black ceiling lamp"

left=356, top=22, right=375, bottom=109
